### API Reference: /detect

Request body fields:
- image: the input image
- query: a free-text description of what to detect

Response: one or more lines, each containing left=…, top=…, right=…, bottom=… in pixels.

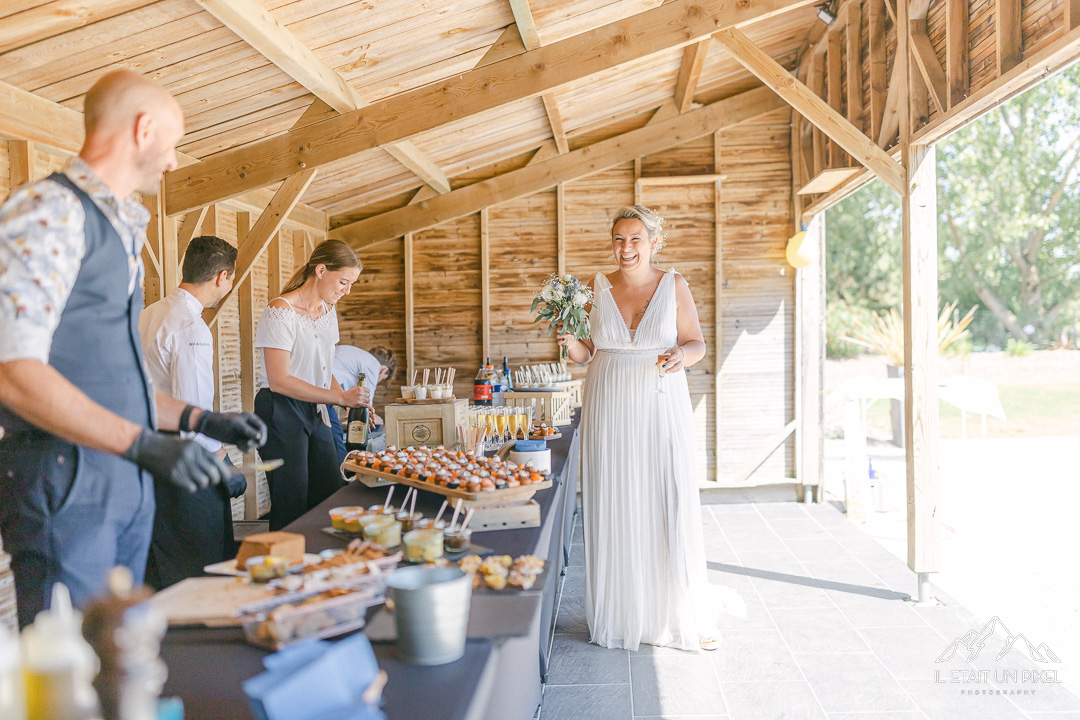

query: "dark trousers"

left=0, top=431, right=154, bottom=628
left=146, top=455, right=240, bottom=590
left=254, top=389, right=344, bottom=531
left=329, top=408, right=348, bottom=467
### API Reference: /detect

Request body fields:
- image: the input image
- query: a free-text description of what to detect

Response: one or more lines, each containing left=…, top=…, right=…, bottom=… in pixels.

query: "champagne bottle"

left=346, top=372, right=369, bottom=451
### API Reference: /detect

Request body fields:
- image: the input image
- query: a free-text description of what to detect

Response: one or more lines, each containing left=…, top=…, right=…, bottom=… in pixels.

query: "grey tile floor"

left=540, top=501, right=1080, bottom=720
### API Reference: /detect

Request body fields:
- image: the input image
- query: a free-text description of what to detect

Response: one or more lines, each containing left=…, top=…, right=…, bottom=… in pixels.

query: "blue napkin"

left=514, top=439, right=546, bottom=452
left=244, top=634, right=384, bottom=720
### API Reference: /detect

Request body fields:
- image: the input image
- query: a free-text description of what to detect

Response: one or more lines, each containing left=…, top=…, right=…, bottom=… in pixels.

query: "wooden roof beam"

left=164, top=0, right=818, bottom=216
left=715, top=28, right=905, bottom=194
left=675, top=40, right=711, bottom=112
left=910, top=21, right=949, bottom=114
left=0, top=78, right=326, bottom=233
left=194, top=0, right=449, bottom=195
left=507, top=0, right=569, bottom=153
left=328, top=86, right=785, bottom=247
left=205, top=168, right=317, bottom=327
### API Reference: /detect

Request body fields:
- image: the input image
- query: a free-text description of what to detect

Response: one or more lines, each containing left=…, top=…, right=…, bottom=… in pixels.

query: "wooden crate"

left=385, top=398, right=468, bottom=448
left=555, top=379, right=584, bottom=407
left=505, top=391, right=574, bottom=427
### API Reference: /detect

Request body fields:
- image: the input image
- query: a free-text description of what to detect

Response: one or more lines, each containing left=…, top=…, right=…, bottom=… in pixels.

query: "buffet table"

left=161, top=418, right=580, bottom=720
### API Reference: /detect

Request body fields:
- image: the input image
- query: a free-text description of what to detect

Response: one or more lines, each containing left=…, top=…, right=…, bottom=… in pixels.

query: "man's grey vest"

left=0, top=172, right=154, bottom=435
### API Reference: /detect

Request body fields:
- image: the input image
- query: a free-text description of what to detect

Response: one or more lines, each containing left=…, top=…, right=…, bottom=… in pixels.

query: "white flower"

left=542, top=284, right=558, bottom=302
left=572, top=289, right=589, bottom=307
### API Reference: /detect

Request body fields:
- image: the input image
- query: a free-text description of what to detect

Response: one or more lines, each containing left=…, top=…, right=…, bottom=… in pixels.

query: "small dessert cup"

left=444, top=527, right=472, bottom=553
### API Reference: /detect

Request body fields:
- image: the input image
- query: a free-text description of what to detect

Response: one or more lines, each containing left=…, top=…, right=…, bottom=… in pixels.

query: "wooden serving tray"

left=393, top=396, right=457, bottom=404
left=341, top=461, right=551, bottom=504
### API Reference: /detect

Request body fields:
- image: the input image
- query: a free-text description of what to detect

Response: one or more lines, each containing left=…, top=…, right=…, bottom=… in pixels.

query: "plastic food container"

left=245, top=555, right=289, bottom=582
left=241, top=589, right=376, bottom=650
left=401, top=385, right=416, bottom=399
left=404, top=529, right=444, bottom=563
left=396, top=511, right=423, bottom=533
left=330, top=506, right=364, bottom=531
left=415, top=518, right=446, bottom=531
left=443, top=528, right=472, bottom=553
left=364, top=518, right=402, bottom=548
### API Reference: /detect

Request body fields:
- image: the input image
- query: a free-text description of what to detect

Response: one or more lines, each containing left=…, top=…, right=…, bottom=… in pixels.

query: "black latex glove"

left=123, top=429, right=232, bottom=493
left=222, top=471, right=248, bottom=500
left=193, top=411, right=267, bottom=453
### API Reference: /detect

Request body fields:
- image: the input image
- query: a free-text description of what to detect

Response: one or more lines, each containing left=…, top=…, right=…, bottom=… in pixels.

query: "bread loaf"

left=236, top=532, right=306, bottom=566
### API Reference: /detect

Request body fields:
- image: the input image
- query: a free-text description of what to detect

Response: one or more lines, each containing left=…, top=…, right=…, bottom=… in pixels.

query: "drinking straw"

left=434, top=500, right=448, bottom=523
left=383, top=486, right=395, bottom=512
left=449, top=498, right=463, bottom=532
left=400, top=487, right=413, bottom=510
left=423, top=368, right=429, bottom=387
left=410, top=487, right=417, bottom=517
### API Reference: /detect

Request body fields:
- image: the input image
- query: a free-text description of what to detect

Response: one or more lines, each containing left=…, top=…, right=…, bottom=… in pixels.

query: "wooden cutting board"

left=150, top=577, right=279, bottom=627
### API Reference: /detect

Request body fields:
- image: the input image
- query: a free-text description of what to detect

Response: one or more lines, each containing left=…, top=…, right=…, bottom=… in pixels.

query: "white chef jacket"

left=332, top=345, right=382, bottom=395
left=139, top=288, right=221, bottom=452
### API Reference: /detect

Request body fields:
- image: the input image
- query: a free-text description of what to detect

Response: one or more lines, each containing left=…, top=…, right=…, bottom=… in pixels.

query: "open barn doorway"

left=821, top=59, right=1080, bottom=697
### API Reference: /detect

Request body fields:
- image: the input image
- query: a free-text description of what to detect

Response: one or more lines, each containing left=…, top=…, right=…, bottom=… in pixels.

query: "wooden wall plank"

left=996, top=0, right=1023, bottom=74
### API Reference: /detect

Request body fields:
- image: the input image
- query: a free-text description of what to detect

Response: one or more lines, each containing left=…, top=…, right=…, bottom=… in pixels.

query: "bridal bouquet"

left=531, top=273, right=592, bottom=359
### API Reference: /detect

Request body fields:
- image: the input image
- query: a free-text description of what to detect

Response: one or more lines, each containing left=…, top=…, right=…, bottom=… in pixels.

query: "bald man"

left=0, top=70, right=266, bottom=626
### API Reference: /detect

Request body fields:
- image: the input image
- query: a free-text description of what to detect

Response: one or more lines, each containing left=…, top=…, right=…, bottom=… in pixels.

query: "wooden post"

left=480, top=208, right=491, bottom=360
left=204, top=205, right=225, bottom=412
left=267, top=231, right=283, bottom=298
left=293, top=230, right=309, bottom=271
left=796, top=214, right=825, bottom=500
left=7, top=140, right=33, bottom=187
left=235, top=212, right=260, bottom=521
left=633, top=158, right=642, bottom=205
left=947, top=0, right=969, bottom=107
left=899, top=0, right=941, bottom=596
left=556, top=183, right=566, bottom=276
left=713, top=131, right=723, bottom=483
left=808, top=52, right=826, bottom=177
left=404, top=232, right=415, bottom=377
left=161, top=214, right=179, bottom=297
left=1068, top=0, right=1080, bottom=30
left=141, top=194, right=163, bottom=305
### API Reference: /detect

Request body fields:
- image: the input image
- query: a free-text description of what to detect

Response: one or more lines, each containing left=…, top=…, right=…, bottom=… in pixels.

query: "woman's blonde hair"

left=282, top=239, right=362, bottom=295
left=611, top=205, right=667, bottom=254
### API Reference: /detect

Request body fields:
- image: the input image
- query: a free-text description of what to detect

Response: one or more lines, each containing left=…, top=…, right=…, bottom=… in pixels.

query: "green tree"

left=937, top=63, right=1080, bottom=344
left=825, top=179, right=902, bottom=313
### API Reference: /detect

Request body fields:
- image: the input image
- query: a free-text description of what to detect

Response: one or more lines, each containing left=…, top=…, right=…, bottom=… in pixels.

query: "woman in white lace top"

left=254, top=239, right=368, bottom=530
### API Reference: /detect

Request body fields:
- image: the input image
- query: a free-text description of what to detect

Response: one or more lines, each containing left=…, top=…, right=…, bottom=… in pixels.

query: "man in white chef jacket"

left=139, top=235, right=246, bottom=587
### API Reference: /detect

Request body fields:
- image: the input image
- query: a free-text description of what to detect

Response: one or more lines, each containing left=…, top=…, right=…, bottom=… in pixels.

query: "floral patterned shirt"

left=0, top=157, right=149, bottom=363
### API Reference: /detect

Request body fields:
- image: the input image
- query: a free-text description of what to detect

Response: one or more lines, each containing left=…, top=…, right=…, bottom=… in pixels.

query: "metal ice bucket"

left=385, top=566, right=471, bottom=665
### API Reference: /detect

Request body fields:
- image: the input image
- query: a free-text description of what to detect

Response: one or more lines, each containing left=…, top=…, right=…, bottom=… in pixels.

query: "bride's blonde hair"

left=611, top=206, right=667, bottom=255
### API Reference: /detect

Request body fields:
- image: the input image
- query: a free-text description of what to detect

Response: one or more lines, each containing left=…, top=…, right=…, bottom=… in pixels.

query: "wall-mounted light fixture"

left=816, top=3, right=837, bottom=24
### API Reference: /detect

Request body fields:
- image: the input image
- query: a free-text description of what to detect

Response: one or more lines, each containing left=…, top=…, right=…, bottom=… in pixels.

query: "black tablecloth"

left=161, top=418, right=580, bottom=720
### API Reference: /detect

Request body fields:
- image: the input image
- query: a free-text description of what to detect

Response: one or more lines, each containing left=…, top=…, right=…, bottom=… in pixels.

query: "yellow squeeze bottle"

left=21, top=583, right=99, bottom=720
left=0, top=625, right=27, bottom=720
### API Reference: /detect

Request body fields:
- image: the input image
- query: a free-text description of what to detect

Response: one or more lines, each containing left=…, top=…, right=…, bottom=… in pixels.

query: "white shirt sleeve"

left=167, top=320, right=221, bottom=453
left=254, top=305, right=296, bottom=350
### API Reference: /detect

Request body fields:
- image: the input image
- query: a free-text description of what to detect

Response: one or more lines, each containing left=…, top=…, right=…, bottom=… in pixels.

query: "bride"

left=559, top=205, right=738, bottom=652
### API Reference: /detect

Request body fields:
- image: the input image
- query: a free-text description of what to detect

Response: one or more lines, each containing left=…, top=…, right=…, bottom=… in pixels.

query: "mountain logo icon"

left=936, top=616, right=1061, bottom=664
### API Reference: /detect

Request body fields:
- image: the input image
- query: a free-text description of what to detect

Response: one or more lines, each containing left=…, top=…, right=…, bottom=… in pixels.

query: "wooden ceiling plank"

left=0, top=0, right=159, bottom=56
left=328, top=86, right=785, bottom=247
left=475, top=23, right=528, bottom=68
left=910, top=22, right=949, bottom=114
left=715, top=27, right=904, bottom=194
left=164, top=0, right=819, bottom=216
left=674, top=39, right=711, bottom=112
left=194, top=0, right=449, bottom=195
left=206, top=168, right=318, bottom=327
left=846, top=3, right=864, bottom=127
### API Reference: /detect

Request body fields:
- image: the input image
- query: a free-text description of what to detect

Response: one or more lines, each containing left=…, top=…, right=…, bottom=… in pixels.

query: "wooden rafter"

left=715, top=28, right=905, bottom=194
left=206, top=169, right=318, bottom=327
left=193, top=0, right=450, bottom=195
left=808, top=52, right=826, bottom=176
left=827, top=31, right=844, bottom=167
left=507, top=0, right=569, bottom=153
left=877, top=55, right=902, bottom=147
left=846, top=4, right=864, bottom=129
left=996, top=0, right=1022, bottom=75
left=164, top=0, right=818, bottom=215
left=868, top=0, right=888, bottom=141
left=0, top=79, right=326, bottom=232
left=675, top=40, right=711, bottom=112
left=946, top=0, right=969, bottom=108
left=7, top=139, right=33, bottom=188
left=329, top=87, right=785, bottom=246
left=177, top=206, right=209, bottom=261
left=910, top=22, right=949, bottom=114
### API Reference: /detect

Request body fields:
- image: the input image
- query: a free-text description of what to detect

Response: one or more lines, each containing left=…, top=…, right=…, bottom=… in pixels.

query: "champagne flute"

left=508, top=409, right=521, bottom=441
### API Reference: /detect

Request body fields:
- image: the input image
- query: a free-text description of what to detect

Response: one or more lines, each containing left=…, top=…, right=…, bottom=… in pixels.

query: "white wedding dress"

left=581, top=268, right=739, bottom=652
